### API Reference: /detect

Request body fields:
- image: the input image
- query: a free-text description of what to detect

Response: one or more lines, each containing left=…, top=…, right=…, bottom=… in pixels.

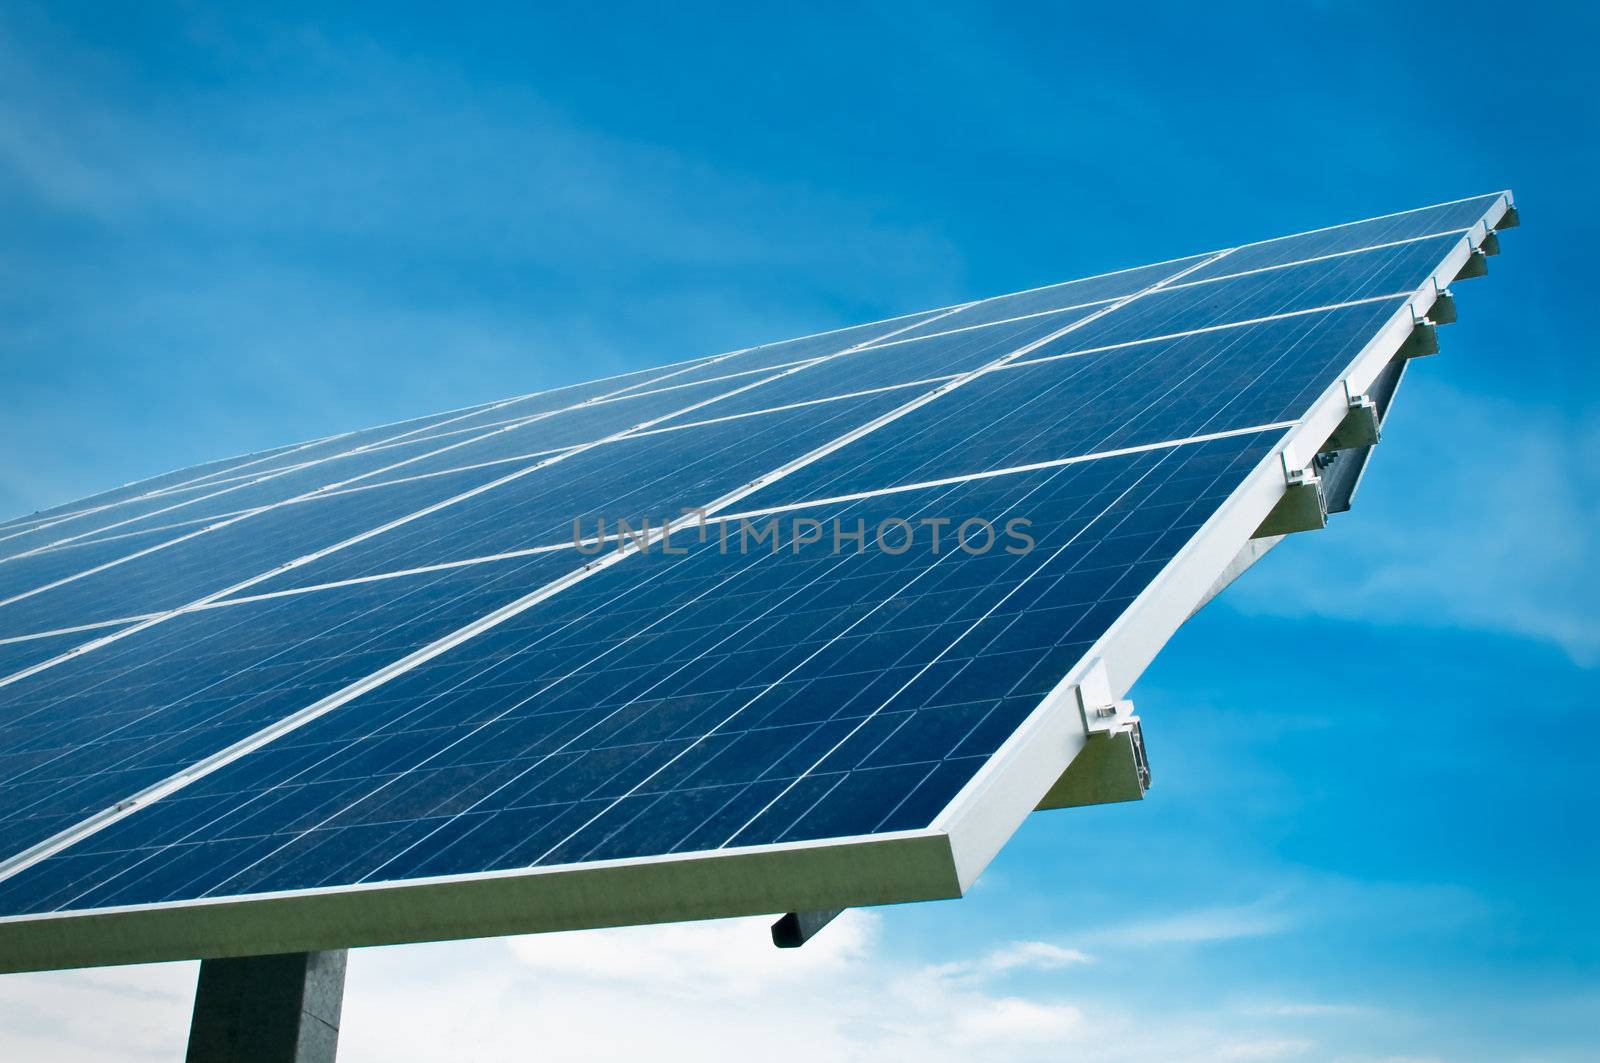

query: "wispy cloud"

left=1226, top=380, right=1600, bottom=666
left=0, top=8, right=965, bottom=518
left=1084, top=899, right=1295, bottom=947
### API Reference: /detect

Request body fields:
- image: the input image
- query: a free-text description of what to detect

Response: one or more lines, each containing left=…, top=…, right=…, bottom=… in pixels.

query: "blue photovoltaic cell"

left=742, top=300, right=1401, bottom=508
left=237, top=388, right=916, bottom=595
left=891, top=255, right=1209, bottom=340
left=0, top=528, right=188, bottom=604
left=0, top=552, right=587, bottom=861
left=1013, top=234, right=1456, bottom=364
left=0, top=194, right=1508, bottom=932
left=0, top=431, right=1279, bottom=913
left=1181, top=194, right=1503, bottom=283
left=0, top=459, right=536, bottom=638
left=0, top=443, right=309, bottom=532
left=659, top=307, right=1107, bottom=424
left=394, top=359, right=723, bottom=438
left=0, top=628, right=124, bottom=682
left=70, top=375, right=764, bottom=544
left=1, top=377, right=876, bottom=637
left=703, top=312, right=946, bottom=376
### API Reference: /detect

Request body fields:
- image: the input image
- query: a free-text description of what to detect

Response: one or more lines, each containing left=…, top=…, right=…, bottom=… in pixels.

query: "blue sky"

left=1, top=2, right=1596, bottom=1061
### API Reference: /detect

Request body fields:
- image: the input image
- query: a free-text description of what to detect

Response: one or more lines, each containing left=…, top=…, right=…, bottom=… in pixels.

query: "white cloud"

left=0, top=962, right=195, bottom=1063
left=1246, top=1001, right=1377, bottom=1018
left=0, top=913, right=1343, bottom=1063
left=341, top=914, right=1097, bottom=1063
left=1085, top=900, right=1294, bottom=947
left=981, top=939, right=1094, bottom=973
left=1216, top=1039, right=1313, bottom=1061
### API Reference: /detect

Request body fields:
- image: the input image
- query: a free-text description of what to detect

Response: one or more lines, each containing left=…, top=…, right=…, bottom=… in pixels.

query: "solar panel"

left=0, top=192, right=1516, bottom=972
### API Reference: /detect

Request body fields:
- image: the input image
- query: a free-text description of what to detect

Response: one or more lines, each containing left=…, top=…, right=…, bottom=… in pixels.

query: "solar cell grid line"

left=1178, top=191, right=1509, bottom=284
left=0, top=352, right=752, bottom=564
left=221, top=253, right=1230, bottom=596
left=0, top=316, right=985, bottom=864
left=0, top=442, right=316, bottom=537
left=0, top=346, right=744, bottom=555
left=0, top=303, right=970, bottom=633
left=28, top=374, right=950, bottom=561
left=0, top=390, right=928, bottom=643
left=887, top=191, right=1505, bottom=347
left=1002, top=234, right=1464, bottom=366
left=0, top=242, right=1226, bottom=894
left=0, top=628, right=138, bottom=683
left=738, top=298, right=1406, bottom=509
left=667, top=307, right=951, bottom=378
left=0, top=307, right=957, bottom=683
left=0, top=552, right=601, bottom=867
left=887, top=253, right=1213, bottom=341
left=8, top=371, right=794, bottom=561
left=0, top=427, right=1284, bottom=915
left=219, top=390, right=924, bottom=598
left=0, top=411, right=649, bottom=621
left=0, top=407, right=493, bottom=550
left=632, top=308, right=1108, bottom=435
left=509, top=429, right=1252, bottom=872
left=1178, top=226, right=1489, bottom=290
left=0, top=421, right=1292, bottom=645
left=0, top=192, right=1516, bottom=975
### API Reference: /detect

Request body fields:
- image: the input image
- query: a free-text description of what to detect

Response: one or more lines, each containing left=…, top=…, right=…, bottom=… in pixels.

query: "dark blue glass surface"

left=1017, top=235, right=1454, bottom=362
left=1182, top=193, right=1502, bottom=283
left=0, top=443, right=306, bottom=533
left=743, top=300, right=1401, bottom=508
left=703, top=312, right=945, bottom=376
left=0, top=627, right=124, bottom=682
left=0, top=460, right=529, bottom=639
left=0, top=528, right=187, bottom=605
left=663, top=308, right=1104, bottom=423
left=0, top=431, right=1278, bottom=914
left=239, top=389, right=913, bottom=595
left=891, top=256, right=1210, bottom=340
left=0, top=552, right=583, bottom=863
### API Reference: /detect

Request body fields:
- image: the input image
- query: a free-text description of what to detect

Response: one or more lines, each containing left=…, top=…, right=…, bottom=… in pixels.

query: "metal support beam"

left=186, top=951, right=347, bottom=1063
left=772, top=908, right=844, bottom=949
left=1496, top=204, right=1521, bottom=229
left=1319, top=356, right=1409, bottom=515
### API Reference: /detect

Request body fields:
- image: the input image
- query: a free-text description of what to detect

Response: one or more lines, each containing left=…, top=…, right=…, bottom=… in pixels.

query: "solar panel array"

left=0, top=192, right=1515, bottom=971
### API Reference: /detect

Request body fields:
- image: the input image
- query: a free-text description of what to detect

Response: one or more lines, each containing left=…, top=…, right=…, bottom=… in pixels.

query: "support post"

left=186, top=951, right=347, bottom=1063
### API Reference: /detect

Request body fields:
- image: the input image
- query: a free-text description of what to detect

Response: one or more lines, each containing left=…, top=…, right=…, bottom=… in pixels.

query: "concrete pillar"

left=185, top=950, right=347, bottom=1063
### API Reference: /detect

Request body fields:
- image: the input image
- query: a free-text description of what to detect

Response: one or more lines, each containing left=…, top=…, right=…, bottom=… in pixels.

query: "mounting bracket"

left=1427, top=285, right=1458, bottom=325
left=1399, top=319, right=1440, bottom=359
left=1324, top=391, right=1381, bottom=451
left=1033, top=657, right=1150, bottom=810
left=1455, top=247, right=1489, bottom=281
left=1035, top=719, right=1150, bottom=810
left=1253, top=460, right=1326, bottom=538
